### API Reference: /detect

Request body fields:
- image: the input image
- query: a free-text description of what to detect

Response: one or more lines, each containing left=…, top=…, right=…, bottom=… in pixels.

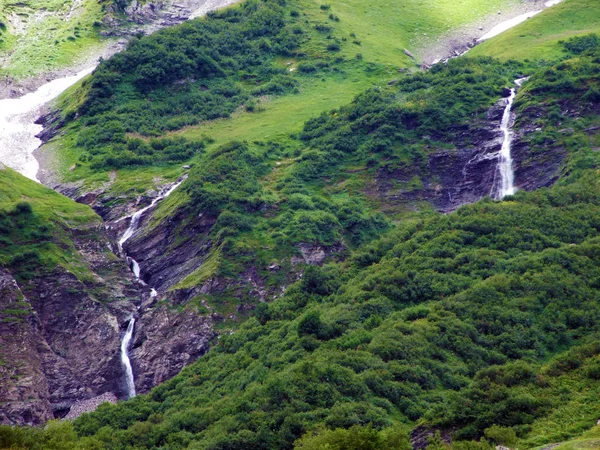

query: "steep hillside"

left=0, top=166, right=216, bottom=425
left=2, top=25, right=598, bottom=450
left=0, top=165, right=139, bottom=424
left=469, top=0, right=600, bottom=60
left=1, top=0, right=600, bottom=446
left=35, top=0, right=575, bottom=318
left=0, top=0, right=108, bottom=79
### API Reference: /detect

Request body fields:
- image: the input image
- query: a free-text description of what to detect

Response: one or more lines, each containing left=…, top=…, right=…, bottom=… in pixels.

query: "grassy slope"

left=531, top=426, right=600, bottom=450
left=0, top=0, right=109, bottom=78
left=0, top=166, right=103, bottom=283
left=177, top=0, right=519, bottom=152
left=47, top=0, right=517, bottom=194
left=470, top=0, right=600, bottom=61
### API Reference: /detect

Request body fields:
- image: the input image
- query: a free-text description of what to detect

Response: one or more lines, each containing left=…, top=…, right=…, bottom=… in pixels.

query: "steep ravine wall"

left=11, top=85, right=570, bottom=425
left=0, top=210, right=215, bottom=425
left=0, top=224, right=138, bottom=425
left=372, top=90, right=566, bottom=213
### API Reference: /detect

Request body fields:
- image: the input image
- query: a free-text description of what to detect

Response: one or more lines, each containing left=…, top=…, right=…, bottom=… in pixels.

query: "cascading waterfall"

left=115, top=177, right=186, bottom=398
left=120, top=318, right=136, bottom=399
left=117, top=178, right=187, bottom=282
left=494, top=78, right=528, bottom=199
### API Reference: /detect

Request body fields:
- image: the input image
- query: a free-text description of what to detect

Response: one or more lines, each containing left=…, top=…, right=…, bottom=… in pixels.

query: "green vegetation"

left=4, top=0, right=600, bottom=448
left=0, top=0, right=112, bottom=78
left=0, top=167, right=101, bottom=283
left=48, top=0, right=521, bottom=192
left=2, top=38, right=596, bottom=449
left=470, top=0, right=600, bottom=61
left=49, top=169, right=600, bottom=449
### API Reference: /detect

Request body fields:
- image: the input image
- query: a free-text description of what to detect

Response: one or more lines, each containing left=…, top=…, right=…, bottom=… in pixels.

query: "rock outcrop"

left=0, top=269, right=53, bottom=426
left=132, top=306, right=214, bottom=393
left=104, top=0, right=240, bottom=36
left=371, top=91, right=566, bottom=213
left=0, top=203, right=217, bottom=424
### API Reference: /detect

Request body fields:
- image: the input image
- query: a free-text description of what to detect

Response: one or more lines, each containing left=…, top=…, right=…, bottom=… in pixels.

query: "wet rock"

left=0, top=269, right=53, bottom=426
left=369, top=88, right=567, bottom=213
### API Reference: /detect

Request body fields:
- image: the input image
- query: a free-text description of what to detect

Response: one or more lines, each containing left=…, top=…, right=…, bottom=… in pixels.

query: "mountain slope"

left=469, top=0, right=600, bottom=60
left=1, top=0, right=600, bottom=446
left=3, top=31, right=597, bottom=450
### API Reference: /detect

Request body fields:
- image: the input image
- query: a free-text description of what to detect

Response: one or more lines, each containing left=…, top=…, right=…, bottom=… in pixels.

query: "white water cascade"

left=0, top=68, right=95, bottom=181
left=117, top=178, right=186, bottom=283
left=120, top=318, right=136, bottom=399
left=495, top=78, right=528, bottom=199
left=115, top=178, right=186, bottom=399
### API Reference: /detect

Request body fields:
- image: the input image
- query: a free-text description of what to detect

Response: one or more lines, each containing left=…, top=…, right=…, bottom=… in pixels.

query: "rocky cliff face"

left=103, top=0, right=240, bottom=35
left=371, top=89, right=566, bottom=213
left=0, top=226, right=137, bottom=425
left=0, top=269, right=53, bottom=426
left=0, top=202, right=217, bottom=424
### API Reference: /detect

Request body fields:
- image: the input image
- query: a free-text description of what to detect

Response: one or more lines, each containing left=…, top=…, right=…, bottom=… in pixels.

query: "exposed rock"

left=410, top=425, right=453, bottom=450
left=0, top=269, right=53, bottom=426
left=371, top=99, right=506, bottom=213
left=105, top=0, right=240, bottom=36
left=113, top=204, right=216, bottom=293
left=370, top=90, right=568, bottom=213
left=132, top=306, right=214, bottom=393
left=63, top=392, right=118, bottom=421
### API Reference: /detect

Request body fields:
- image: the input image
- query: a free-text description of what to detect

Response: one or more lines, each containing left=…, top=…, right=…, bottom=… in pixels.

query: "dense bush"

left=562, top=33, right=600, bottom=54
left=70, top=0, right=311, bottom=169
left=64, top=171, right=600, bottom=449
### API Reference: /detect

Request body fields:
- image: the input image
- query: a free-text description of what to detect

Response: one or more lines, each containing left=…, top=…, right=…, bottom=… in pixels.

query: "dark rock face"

left=0, top=219, right=140, bottom=425
left=372, top=99, right=507, bottom=213
left=132, top=307, right=214, bottom=393
left=410, top=425, right=453, bottom=450
left=29, top=268, right=134, bottom=411
left=0, top=260, right=135, bottom=425
left=0, top=210, right=216, bottom=424
left=511, top=106, right=566, bottom=193
left=0, top=269, right=53, bottom=426
left=118, top=209, right=215, bottom=293
left=372, top=94, right=566, bottom=213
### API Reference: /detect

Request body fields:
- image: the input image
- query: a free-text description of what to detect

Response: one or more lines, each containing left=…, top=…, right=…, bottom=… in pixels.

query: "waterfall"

left=117, top=177, right=187, bottom=283
left=120, top=318, right=136, bottom=399
left=494, top=78, right=528, bottom=199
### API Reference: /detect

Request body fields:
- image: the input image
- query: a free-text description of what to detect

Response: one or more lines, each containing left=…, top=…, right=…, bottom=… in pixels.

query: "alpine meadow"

left=0, top=0, right=599, bottom=449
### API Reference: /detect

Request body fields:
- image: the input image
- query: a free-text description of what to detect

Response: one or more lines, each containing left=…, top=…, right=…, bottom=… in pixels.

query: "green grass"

left=0, top=166, right=102, bottom=283
left=532, top=426, right=600, bottom=450
left=0, top=166, right=98, bottom=226
left=0, top=0, right=112, bottom=78
left=302, top=0, right=521, bottom=63
left=470, top=0, right=600, bottom=61
left=176, top=63, right=391, bottom=148
left=178, top=0, right=521, bottom=147
left=46, top=0, right=519, bottom=193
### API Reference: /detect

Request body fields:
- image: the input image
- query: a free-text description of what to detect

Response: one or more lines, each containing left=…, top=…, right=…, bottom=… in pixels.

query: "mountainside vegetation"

left=0, top=0, right=111, bottom=79
left=470, top=0, right=600, bottom=61
left=0, top=166, right=106, bottom=285
left=2, top=0, right=600, bottom=448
